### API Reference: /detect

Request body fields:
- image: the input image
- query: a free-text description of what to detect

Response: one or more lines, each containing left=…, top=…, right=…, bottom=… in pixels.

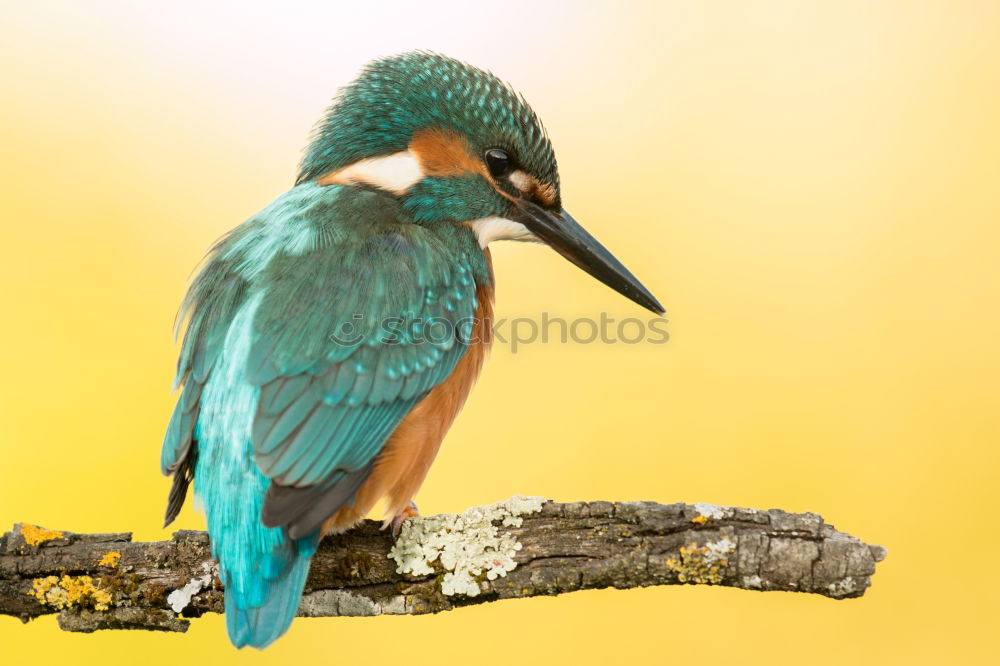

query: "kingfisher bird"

left=161, top=51, right=663, bottom=649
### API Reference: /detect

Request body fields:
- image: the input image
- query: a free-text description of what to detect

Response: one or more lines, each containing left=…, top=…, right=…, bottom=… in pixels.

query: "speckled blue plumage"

left=297, top=51, right=558, bottom=193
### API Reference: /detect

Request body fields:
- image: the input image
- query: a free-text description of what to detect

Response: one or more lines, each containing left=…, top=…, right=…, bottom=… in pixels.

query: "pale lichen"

left=742, top=574, right=763, bottom=589
left=827, top=577, right=858, bottom=597
left=20, top=524, right=64, bottom=547
left=692, top=503, right=727, bottom=523
left=388, top=495, right=546, bottom=597
left=29, top=575, right=112, bottom=611
left=166, top=561, right=217, bottom=613
left=98, top=551, right=122, bottom=568
left=665, top=537, right=736, bottom=584
left=298, top=589, right=409, bottom=617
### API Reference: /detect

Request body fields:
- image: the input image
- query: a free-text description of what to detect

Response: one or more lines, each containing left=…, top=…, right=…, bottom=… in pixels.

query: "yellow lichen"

left=29, top=575, right=113, bottom=611
left=20, top=524, right=64, bottom=547
left=98, top=551, right=122, bottom=568
left=665, top=539, right=735, bottom=585
left=691, top=515, right=709, bottom=524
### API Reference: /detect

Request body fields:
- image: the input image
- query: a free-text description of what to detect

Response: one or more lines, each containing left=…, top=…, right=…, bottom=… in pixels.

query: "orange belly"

left=324, top=258, right=494, bottom=531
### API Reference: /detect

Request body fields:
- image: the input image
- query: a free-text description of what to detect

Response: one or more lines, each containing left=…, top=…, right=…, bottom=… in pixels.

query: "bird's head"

left=298, top=51, right=663, bottom=314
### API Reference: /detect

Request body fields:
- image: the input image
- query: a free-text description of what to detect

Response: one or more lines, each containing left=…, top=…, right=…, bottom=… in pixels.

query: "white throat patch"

left=466, top=216, right=538, bottom=248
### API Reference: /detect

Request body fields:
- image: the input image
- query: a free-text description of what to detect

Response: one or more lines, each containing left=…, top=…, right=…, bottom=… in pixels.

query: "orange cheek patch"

left=409, top=128, right=486, bottom=178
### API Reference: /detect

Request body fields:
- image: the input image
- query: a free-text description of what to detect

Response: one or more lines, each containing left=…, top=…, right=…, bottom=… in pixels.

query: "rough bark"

left=0, top=500, right=886, bottom=634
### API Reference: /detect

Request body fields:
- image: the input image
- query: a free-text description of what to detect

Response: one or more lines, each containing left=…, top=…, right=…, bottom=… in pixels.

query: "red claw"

left=390, top=502, right=420, bottom=538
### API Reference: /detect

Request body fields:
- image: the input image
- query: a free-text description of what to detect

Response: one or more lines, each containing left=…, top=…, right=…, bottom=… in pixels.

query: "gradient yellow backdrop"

left=2, top=2, right=998, bottom=664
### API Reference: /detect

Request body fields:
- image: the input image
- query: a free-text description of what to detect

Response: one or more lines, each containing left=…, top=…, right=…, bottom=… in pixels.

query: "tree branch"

left=0, top=499, right=886, bottom=634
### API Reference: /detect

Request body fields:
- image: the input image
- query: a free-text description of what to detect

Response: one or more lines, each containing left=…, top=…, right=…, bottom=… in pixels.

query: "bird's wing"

left=246, top=188, right=483, bottom=539
left=162, top=186, right=487, bottom=537
left=161, top=231, right=251, bottom=526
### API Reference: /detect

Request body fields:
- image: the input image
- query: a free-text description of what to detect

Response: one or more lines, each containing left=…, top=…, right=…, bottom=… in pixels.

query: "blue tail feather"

left=225, top=532, right=318, bottom=649
left=190, top=291, right=322, bottom=648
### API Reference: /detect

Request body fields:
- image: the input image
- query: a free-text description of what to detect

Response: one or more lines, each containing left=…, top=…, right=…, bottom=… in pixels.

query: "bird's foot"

left=389, top=502, right=420, bottom=538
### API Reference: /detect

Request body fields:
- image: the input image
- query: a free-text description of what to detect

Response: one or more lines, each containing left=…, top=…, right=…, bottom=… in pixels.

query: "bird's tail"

left=195, top=442, right=321, bottom=649
left=222, top=531, right=320, bottom=649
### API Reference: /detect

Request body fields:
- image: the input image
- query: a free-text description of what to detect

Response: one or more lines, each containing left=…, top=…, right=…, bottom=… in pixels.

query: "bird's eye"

left=484, top=149, right=511, bottom=178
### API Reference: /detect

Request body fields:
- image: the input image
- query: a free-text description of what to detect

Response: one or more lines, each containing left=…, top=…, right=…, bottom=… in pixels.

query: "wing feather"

left=246, top=190, right=488, bottom=537
left=162, top=184, right=490, bottom=537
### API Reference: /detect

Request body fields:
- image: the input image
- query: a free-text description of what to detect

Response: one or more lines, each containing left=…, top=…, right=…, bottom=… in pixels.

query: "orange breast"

left=324, top=254, right=495, bottom=531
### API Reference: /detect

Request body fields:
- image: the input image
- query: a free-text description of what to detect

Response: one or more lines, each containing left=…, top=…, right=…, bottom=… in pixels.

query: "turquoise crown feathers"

left=296, top=51, right=558, bottom=191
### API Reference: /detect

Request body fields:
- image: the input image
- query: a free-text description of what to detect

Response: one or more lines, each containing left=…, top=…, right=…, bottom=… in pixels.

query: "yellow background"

left=2, top=1, right=998, bottom=664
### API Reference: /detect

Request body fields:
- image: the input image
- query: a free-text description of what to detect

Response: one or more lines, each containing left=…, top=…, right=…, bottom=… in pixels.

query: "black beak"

left=513, top=200, right=665, bottom=314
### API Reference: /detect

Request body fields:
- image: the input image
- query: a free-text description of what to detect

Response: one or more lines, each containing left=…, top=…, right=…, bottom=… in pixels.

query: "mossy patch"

left=98, top=572, right=144, bottom=606
left=335, top=551, right=375, bottom=579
